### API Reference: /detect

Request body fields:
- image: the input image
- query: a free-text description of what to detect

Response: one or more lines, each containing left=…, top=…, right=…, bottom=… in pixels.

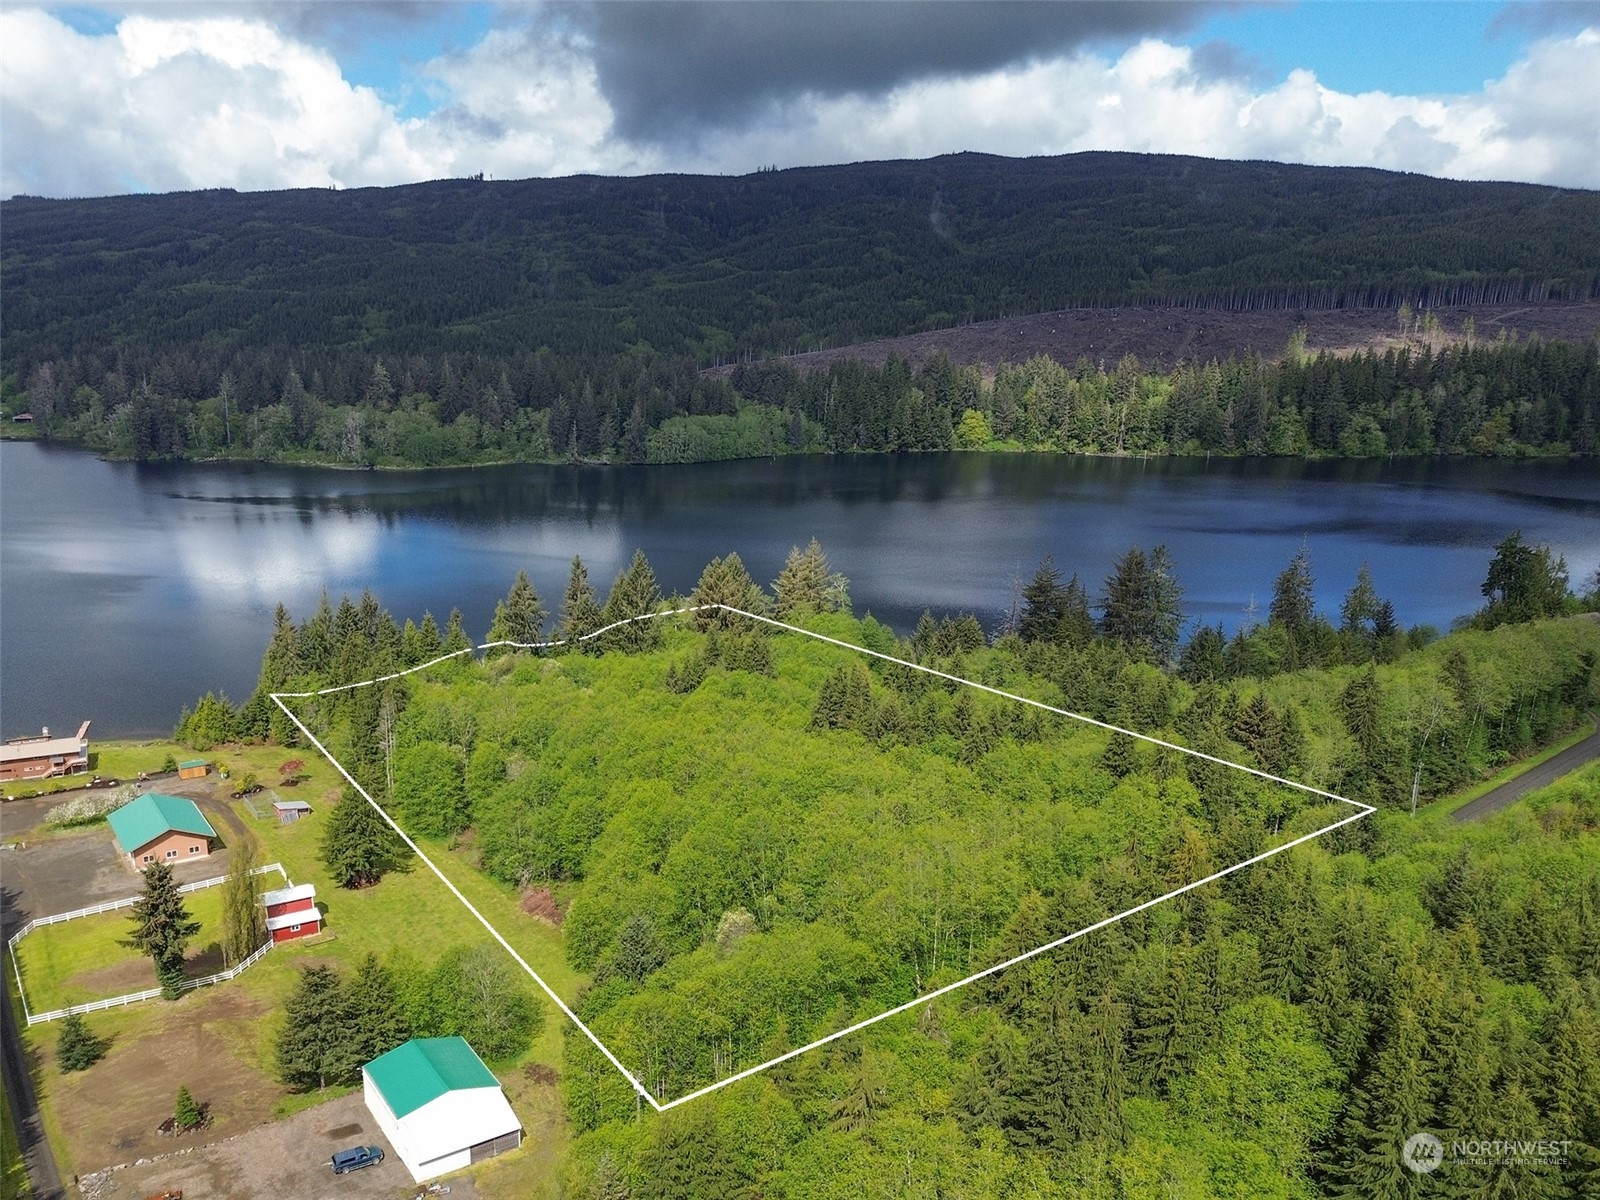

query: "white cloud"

left=2, top=9, right=1597, bottom=197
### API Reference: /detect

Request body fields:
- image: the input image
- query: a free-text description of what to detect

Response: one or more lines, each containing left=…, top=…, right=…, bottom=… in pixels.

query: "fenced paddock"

left=7, top=862, right=290, bottom=1025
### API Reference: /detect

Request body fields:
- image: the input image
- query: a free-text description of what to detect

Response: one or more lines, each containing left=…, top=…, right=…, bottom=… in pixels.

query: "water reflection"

left=3, top=442, right=1597, bottom=737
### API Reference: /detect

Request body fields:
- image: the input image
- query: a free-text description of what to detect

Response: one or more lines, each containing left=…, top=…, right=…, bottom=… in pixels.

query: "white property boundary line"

left=273, top=603, right=1374, bottom=1112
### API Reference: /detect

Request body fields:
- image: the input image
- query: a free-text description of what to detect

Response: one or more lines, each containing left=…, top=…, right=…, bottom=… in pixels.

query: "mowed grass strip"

left=14, top=887, right=228, bottom=1012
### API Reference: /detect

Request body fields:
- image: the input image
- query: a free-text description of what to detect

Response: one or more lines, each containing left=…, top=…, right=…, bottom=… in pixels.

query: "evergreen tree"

left=690, top=552, right=767, bottom=630
left=1018, top=557, right=1067, bottom=644
left=1339, top=664, right=1389, bottom=804
left=123, top=862, right=200, bottom=999
left=1099, top=543, right=1184, bottom=663
left=1340, top=562, right=1382, bottom=658
left=276, top=964, right=359, bottom=1091
left=772, top=538, right=849, bottom=619
left=1478, top=531, right=1571, bottom=628
left=486, top=569, right=548, bottom=650
left=258, top=602, right=304, bottom=688
left=1059, top=574, right=1096, bottom=649
left=320, top=785, right=408, bottom=888
left=612, top=914, right=667, bottom=983
left=174, top=1085, right=203, bottom=1131
left=344, top=952, right=410, bottom=1066
left=56, top=1013, right=108, bottom=1072
left=442, top=607, right=472, bottom=654
left=557, top=555, right=604, bottom=648
left=1179, top=622, right=1229, bottom=683
left=599, top=550, right=663, bottom=652
left=1270, top=546, right=1320, bottom=669
left=1335, top=1003, right=1438, bottom=1199
left=220, top=836, right=266, bottom=967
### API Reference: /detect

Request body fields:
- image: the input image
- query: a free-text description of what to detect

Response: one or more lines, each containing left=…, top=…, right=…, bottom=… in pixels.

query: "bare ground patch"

left=703, top=300, right=1600, bottom=377
left=519, top=887, right=563, bottom=926
left=40, top=985, right=280, bottom=1174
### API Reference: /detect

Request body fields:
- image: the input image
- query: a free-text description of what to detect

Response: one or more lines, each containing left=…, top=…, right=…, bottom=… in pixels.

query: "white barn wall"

left=361, top=1071, right=416, bottom=1177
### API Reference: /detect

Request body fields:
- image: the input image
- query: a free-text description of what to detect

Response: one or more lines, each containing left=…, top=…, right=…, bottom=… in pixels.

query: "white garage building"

left=362, top=1037, right=522, bottom=1182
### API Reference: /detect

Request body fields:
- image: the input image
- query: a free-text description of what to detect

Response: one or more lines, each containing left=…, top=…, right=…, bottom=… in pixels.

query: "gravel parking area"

left=82, top=1092, right=471, bottom=1200
left=0, top=825, right=233, bottom=924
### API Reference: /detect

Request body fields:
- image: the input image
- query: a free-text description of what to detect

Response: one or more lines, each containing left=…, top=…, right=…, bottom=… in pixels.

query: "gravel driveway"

left=82, top=1092, right=473, bottom=1200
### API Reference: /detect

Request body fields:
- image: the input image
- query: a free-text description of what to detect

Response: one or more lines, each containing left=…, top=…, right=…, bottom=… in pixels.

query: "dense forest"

left=7, top=154, right=1599, bottom=370
left=5, top=152, right=1599, bottom=467
left=9, top=335, right=1598, bottom=465
left=179, top=534, right=1600, bottom=1197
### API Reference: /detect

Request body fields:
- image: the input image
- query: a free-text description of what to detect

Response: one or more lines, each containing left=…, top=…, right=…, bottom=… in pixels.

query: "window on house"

left=189, top=845, right=200, bottom=853
left=166, top=849, right=177, bottom=858
left=290, top=924, right=301, bottom=932
left=143, top=854, right=154, bottom=863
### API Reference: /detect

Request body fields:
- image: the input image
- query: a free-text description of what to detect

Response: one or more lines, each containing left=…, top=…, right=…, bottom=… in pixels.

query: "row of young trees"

left=13, top=334, right=1597, bottom=466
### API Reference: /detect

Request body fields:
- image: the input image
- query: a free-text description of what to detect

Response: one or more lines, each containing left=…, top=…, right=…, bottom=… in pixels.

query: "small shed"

left=272, top=799, right=312, bottom=824
left=261, top=881, right=321, bottom=943
left=363, top=1038, right=522, bottom=1182
left=107, top=793, right=217, bottom=870
left=177, top=759, right=209, bottom=780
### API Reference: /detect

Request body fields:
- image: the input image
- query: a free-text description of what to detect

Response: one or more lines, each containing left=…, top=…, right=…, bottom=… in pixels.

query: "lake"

left=3, top=441, right=1597, bottom=738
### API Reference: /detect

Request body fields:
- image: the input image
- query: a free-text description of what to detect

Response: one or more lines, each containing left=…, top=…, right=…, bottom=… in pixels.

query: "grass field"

left=13, top=888, right=228, bottom=1013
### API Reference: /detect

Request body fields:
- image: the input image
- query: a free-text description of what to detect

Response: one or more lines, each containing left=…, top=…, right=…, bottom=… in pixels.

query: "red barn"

left=261, top=882, right=321, bottom=943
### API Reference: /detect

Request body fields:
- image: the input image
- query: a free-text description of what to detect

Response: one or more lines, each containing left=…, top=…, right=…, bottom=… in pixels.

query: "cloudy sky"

left=2, top=0, right=1598, bottom=199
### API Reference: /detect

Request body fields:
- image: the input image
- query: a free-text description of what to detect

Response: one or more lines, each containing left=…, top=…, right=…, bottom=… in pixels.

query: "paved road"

left=2, top=886, right=65, bottom=1200
left=1452, top=720, right=1600, bottom=822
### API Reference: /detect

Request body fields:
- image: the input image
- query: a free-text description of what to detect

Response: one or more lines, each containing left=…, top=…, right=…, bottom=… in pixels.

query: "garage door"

left=469, top=1130, right=521, bottom=1163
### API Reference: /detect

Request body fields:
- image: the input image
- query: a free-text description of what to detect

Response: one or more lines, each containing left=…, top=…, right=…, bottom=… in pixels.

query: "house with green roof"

left=362, top=1037, right=522, bottom=1182
left=106, top=792, right=218, bottom=869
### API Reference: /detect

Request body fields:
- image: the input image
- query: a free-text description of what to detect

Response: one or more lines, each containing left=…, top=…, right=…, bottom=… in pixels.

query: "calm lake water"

left=3, top=440, right=1597, bottom=738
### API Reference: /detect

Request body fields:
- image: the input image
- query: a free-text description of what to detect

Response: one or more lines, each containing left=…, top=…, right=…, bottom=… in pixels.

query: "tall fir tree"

left=344, top=952, right=410, bottom=1066
left=486, top=569, right=548, bottom=651
left=275, top=964, right=358, bottom=1091
left=122, top=862, right=200, bottom=999
left=772, top=538, right=848, bottom=618
left=690, top=552, right=767, bottom=630
left=320, top=786, right=408, bottom=888
left=557, top=555, right=604, bottom=649
left=599, top=549, right=663, bottom=652
left=442, top=607, right=472, bottom=654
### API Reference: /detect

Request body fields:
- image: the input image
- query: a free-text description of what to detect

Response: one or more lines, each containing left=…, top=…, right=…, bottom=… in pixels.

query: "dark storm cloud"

left=574, top=0, right=1243, bottom=143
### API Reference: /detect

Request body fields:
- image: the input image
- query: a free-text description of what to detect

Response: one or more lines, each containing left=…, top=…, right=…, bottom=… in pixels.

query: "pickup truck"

left=331, top=1145, right=384, bottom=1174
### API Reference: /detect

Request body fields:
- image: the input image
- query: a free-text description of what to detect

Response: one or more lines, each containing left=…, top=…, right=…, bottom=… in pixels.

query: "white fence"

left=7, top=863, right=292, bottom=1024
left=23, top=939, right=275, bottom=1025
left=4, top=862, right=286, bottom=950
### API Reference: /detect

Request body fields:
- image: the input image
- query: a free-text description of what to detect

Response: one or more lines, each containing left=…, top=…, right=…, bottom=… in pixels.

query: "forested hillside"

left=6, top=152, right=1598, bottom=467
left=178, top=535, right=1600, bottom=1197
left=7, top=153, right=1598, bottom=371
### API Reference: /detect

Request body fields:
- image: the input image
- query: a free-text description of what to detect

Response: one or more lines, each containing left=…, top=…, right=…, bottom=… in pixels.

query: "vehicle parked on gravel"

left=330, top=1145, right=384, bottom=1174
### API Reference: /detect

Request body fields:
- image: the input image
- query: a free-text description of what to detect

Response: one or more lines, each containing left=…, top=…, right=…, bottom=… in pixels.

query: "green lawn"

left=3, top=740, right=188, bottom=800
left=13, top=888, right=227, bottom=1013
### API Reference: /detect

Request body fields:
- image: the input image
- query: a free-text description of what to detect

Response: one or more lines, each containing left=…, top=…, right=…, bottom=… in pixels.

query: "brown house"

left=107, top=793, right=218, bottom=870
left=0, top=721, right=91, bottom=782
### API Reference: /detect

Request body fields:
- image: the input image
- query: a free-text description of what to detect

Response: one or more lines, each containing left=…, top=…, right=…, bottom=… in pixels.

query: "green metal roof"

left=106, top=792, right=216, bottom=854
left=364, top=1037, right=499, bottom=1120
left=178, top=759, right=207, bottom=768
